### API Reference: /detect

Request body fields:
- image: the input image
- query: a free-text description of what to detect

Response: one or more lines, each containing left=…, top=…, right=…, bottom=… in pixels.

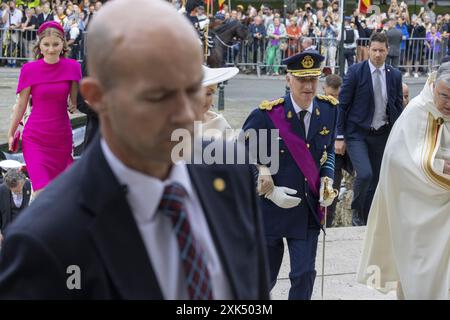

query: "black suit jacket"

left=37, top=12, right=54, bottom=28
left=0, top=180, right=31, bottom=233
left=77, top=60, right=99, bottom=150
left=337, top=60, right=403, bottom=140
left=0, top=137, right=269, bottom=299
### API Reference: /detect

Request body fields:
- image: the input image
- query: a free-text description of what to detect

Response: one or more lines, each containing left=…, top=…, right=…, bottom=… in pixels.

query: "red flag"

left=218, top=0, right=225, bottom=10
left=359, top=0, right=372, bottom=14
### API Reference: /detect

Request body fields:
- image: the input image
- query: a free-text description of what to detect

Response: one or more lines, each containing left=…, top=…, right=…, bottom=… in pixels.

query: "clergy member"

left=357, top=62, right=450, bottom=300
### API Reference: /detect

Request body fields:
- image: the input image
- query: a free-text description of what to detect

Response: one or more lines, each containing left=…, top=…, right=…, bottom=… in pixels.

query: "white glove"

left=319, top=177, right=337, bottom=208
left=265, top=186, right=302, bottom=209
left=198, top=18, right=210, bottom=30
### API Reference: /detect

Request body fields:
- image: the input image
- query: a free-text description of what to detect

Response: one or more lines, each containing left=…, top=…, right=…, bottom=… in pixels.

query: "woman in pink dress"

left=7, top=21, right=82, bottom=196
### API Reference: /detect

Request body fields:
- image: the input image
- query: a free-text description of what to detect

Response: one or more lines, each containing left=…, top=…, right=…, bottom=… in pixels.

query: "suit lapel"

left=385, top=65, right=393, bottom=106
left=21, top=181, right=31, bottom=209
left=187, top=165, right=246, bottom=299
left=366, top=61, right=376, bottom=110
left=307, top=99, right=321, bottom=141
left=2, top=188, right=11, bottom=226
left=80, top=138, right=163, bottom=299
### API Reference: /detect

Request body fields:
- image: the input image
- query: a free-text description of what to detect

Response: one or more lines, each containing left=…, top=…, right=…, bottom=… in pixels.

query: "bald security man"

left=0, top=0, right=269, bottom=299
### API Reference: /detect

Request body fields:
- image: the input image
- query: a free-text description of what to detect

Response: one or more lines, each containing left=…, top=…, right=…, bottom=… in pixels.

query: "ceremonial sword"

left=321, top=177, right=338, bottom=300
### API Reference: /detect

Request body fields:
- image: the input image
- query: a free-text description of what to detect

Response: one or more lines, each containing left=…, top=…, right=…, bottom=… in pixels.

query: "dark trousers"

left=386, top=55, right=400, bottom=68
left=346, top=128, right=389, bottom=224
left=344, top=48, right=355, bottom=67
left=266, top=228, right=320, bottom=300
left=252, top=41, right=264, bottom=64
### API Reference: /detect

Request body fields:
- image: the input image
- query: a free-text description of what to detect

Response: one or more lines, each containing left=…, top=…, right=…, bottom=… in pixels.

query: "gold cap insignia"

left=213, top=178, right=226, bottom=192
left=301, top=55, right=314, bottom=69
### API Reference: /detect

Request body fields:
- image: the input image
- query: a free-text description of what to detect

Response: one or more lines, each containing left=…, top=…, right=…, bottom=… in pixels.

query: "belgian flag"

left=359, top=0, right=372, bottom=14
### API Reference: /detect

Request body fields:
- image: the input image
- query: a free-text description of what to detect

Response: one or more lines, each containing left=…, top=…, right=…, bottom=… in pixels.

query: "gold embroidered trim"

left=421, top=113, right=450, bottom=190
left=259, top=98, right=284, bottom=111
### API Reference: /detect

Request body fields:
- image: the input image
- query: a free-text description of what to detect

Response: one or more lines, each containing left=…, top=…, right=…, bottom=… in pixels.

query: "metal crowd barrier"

left=224, top=36, right=447, bottom=76
left=0, top=28, right=86, bottom=64
left=1, top=28, right=447, bottom=76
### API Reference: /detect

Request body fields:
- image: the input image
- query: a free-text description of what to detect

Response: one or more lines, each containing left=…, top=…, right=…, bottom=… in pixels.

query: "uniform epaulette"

left=316, top=94, right=338, bottom=106
left=259, top=98, right=284, bottom=111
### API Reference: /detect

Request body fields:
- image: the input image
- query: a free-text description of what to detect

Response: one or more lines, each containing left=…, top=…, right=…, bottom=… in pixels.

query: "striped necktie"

left=158, top=182, right=213, bottom=300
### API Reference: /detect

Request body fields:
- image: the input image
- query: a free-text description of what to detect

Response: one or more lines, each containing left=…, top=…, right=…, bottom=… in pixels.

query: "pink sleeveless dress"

left=16, top=58, right=82, bottom=191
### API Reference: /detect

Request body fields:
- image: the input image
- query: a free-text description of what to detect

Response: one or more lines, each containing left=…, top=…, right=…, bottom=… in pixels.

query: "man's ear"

left=286, top=74, right=291, bottom=88
left=80, top=77, right=105, bottom=113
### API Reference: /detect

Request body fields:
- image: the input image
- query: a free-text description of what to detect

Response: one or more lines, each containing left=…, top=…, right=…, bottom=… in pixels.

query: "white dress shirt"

left=291, top=93, right=314, bottom=136
left=11, top=192, right=23, bottom=208
left=2, top=9, right=23, bottom=28
left=368, top=59, right=388, bottom=110
left=101, top=139, right=231, bottom=299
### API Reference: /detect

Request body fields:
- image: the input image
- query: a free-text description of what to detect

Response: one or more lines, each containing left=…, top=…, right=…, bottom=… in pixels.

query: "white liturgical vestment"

left=357, top=74, right=450, bottom=300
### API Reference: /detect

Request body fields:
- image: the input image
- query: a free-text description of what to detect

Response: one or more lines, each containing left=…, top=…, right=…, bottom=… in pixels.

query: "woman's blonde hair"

left=207, top=84, right=218, bottom=94
left=33, top=27, right=70, bottom=60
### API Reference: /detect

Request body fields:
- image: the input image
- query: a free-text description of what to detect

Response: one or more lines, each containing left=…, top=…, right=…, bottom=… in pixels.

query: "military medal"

left=319, top=127, right=330, bottom=135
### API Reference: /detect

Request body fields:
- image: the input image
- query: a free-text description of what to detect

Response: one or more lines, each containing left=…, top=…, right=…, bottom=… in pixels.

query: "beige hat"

left=202, top=66, right=239, bottom=87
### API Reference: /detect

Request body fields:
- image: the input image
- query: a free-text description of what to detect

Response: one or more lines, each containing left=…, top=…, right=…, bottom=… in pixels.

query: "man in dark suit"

left=0, top=0, right=269, bottom=299
left=36, top=2, right=53, bottom=28
left=385, top=18, right=403, bottom=69
left=336, top=32, right=403, bottom=226
left=242, top=51, right=338, bottom=299
left=77, top=59, right=99, bottom=151
left=0, top=169, right=31, bottom=239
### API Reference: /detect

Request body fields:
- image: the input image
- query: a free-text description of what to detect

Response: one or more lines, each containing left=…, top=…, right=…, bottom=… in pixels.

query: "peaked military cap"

left=282, top=50, right=324, bottom=78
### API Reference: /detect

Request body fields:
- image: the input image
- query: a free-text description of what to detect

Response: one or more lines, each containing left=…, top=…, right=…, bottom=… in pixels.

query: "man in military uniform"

left=242, top=51, right=338, bottom=300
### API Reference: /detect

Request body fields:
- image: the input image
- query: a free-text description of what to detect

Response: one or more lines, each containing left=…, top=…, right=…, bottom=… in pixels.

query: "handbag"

left=11, top=122, right=23, bottom=153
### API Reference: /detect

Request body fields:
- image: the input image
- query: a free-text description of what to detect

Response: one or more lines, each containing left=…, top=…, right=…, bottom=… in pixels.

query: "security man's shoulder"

left=258, top=97, right=285, bottom=111
left=315, top=94, right=338, bottom=107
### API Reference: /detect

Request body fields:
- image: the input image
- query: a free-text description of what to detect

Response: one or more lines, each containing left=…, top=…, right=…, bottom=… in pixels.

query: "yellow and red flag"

left=218, top=0, right=226, bottom=10
left=359, top=0, right=372, bottom=14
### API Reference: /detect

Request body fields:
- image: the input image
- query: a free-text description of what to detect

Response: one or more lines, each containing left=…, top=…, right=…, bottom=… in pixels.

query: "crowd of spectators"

left=173, top=0, right=450, bottom=76
left=0, top=0, right=105, bottom=66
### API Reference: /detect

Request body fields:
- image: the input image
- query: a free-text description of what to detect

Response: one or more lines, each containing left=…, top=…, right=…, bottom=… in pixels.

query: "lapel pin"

left=287, top=111, right=292, bottom=119
left=213, top=178, right=226, bottom=192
